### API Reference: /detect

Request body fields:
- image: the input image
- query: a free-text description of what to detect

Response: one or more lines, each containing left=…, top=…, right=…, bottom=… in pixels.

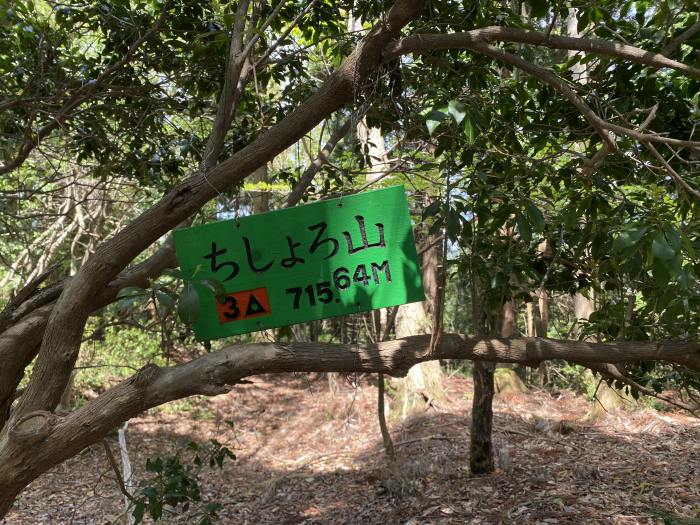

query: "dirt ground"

left=2, top=374, right=699, bottom=525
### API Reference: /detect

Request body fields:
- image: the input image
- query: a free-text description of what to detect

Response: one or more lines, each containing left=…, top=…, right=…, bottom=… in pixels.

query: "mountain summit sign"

left=173, top=185, right=425, bottom=340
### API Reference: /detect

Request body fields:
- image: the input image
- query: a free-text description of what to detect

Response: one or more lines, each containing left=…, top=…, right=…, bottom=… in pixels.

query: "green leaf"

left=150, top=499, right=163, bottom=521
left=146, top=457, right=162, bottom=473
left=447, top=100, right=466, bottom=124
left=525, top=201, right=545, bottom=233
left=490, top=271, right=507, bottom=290
left=447, top=209, right=461, bottom=241
left=425, top=109, right=447, bottom=135
left=612, top=224, right=648, bottom=252
left=516, top=214, right=532, bottom=244
left=132, top=501, right=145, bottom=524
left=525, top=0, right=548, bottom=18
left=652, top=258, right=670, bottom=286
left=677, top=267, right=694, bottom=290
left=155, top=290, right=175, bottom=315
left=177, top=281, right=201, bottom=325
left=429, top=217, right=443, bottom=236
left=651, top=232, right=675, bottom=261
left=680, top=231, right=696, bottom=259
left=463, top=115, right=477, bottom=144
left=422, top=200, right=440, bottom=218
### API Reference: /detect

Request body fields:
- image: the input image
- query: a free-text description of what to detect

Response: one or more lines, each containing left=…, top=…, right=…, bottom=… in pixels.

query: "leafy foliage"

left=131, top=439, right=235, bottom=525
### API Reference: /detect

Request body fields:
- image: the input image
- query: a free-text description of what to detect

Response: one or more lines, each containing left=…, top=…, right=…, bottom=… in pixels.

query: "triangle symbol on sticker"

left=246, top=293, right=267, bottom=316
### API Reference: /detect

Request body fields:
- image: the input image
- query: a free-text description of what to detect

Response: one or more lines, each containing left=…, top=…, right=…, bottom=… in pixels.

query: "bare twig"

left=256, top=0, right=320, bottom=68
left=102, top=440, right=137, bottom=503
left=643, top=141, right=700, bottom=201
left=377, top=373, right=396, bottom=461
left=286, top=117, right=352, bottom=207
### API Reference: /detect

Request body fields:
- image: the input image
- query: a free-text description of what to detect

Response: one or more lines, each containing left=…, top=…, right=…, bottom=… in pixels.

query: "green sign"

left=173, top=185, right=424, bottom=340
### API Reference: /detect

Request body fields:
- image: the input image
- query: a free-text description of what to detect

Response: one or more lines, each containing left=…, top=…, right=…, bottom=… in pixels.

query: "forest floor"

left=3, top=373, right=699, bottom=525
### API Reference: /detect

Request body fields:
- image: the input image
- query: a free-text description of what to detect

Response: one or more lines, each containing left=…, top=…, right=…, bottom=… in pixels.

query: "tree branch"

left=286, top=117, right=351, bottom=207
left=385, top=31, right=700, bottom=152
left=256, top=0, right=320, bottom=68
left=580, top=103, right=658, bottom=176
left=585, top=362, right=698, bottom=415
left=661, top=21, right=700, bottom=57
left=102, top=440, right=137, bottom=503
left=13, top=0, right=428, bottom=419
left=3, top=332, right=698, bottom=502
left=444, top=40, right=618, bottom=150
left=383, top=26, right=700, bottom=79
left=200, top=0, right=251, bottom=173
left=644, top=140, right=700, bottom=201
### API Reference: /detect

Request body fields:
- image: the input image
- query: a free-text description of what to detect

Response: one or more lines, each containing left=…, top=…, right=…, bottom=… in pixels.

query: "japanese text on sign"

left=173, top=185, right=424, bottom=340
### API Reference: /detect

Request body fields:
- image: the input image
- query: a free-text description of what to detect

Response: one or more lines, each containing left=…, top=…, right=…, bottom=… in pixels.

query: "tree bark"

left=470, top=361, right=495, bottom=474
left=383, top=27, right=700, bottom=79
left=470, top=298, right=516, bottom=475
left=393, top=237, right=445, bottom=417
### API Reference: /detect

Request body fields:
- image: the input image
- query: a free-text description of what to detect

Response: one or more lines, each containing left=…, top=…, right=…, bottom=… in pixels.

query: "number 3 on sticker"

left=216, top=287, right=271, bottom=324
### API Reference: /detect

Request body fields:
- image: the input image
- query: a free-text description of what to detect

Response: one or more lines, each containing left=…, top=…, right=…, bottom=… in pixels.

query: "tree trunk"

left=536, top=239, right=551, bottom=384
left=566, top=8, right=589, bottom=83
left=392, top=240, right=445, bottom=417
left=56, top=371, right=76, bottom=414
left=574, top=291, right=635, bottom=418
left=536, top=289, right=550, bottom=384
left=470, top=361, right=495, bottom=474
left=470, top=297, right=516, bottom=474
left=118, top=421, right=135, bottom=525
left=495, top=300, right=527, bottom=391
left=357, top=116, right=445, bottom=418
left=573, top=291, right=595, bottom=339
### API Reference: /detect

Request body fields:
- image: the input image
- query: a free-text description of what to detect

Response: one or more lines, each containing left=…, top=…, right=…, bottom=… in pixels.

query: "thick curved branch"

left=5, top=334, right=700, bottom=493
left=383, top=26, right=700, bottom=79
left=2, top=332, right=698, bottom=503
left=444, top=40, right=618, bottom=150
left=14, top=0, right=428, bottom=418
left=0, top=263, right=60, bottom=334
left=200, top=0, right=251, bottom=173
left=385, top=31, right=700, bottom=152
left=0, top=238, right=177, bottom=428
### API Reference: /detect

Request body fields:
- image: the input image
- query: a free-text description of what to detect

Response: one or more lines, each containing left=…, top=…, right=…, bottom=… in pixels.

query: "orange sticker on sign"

left=216, top=287, right=271, bottom=324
